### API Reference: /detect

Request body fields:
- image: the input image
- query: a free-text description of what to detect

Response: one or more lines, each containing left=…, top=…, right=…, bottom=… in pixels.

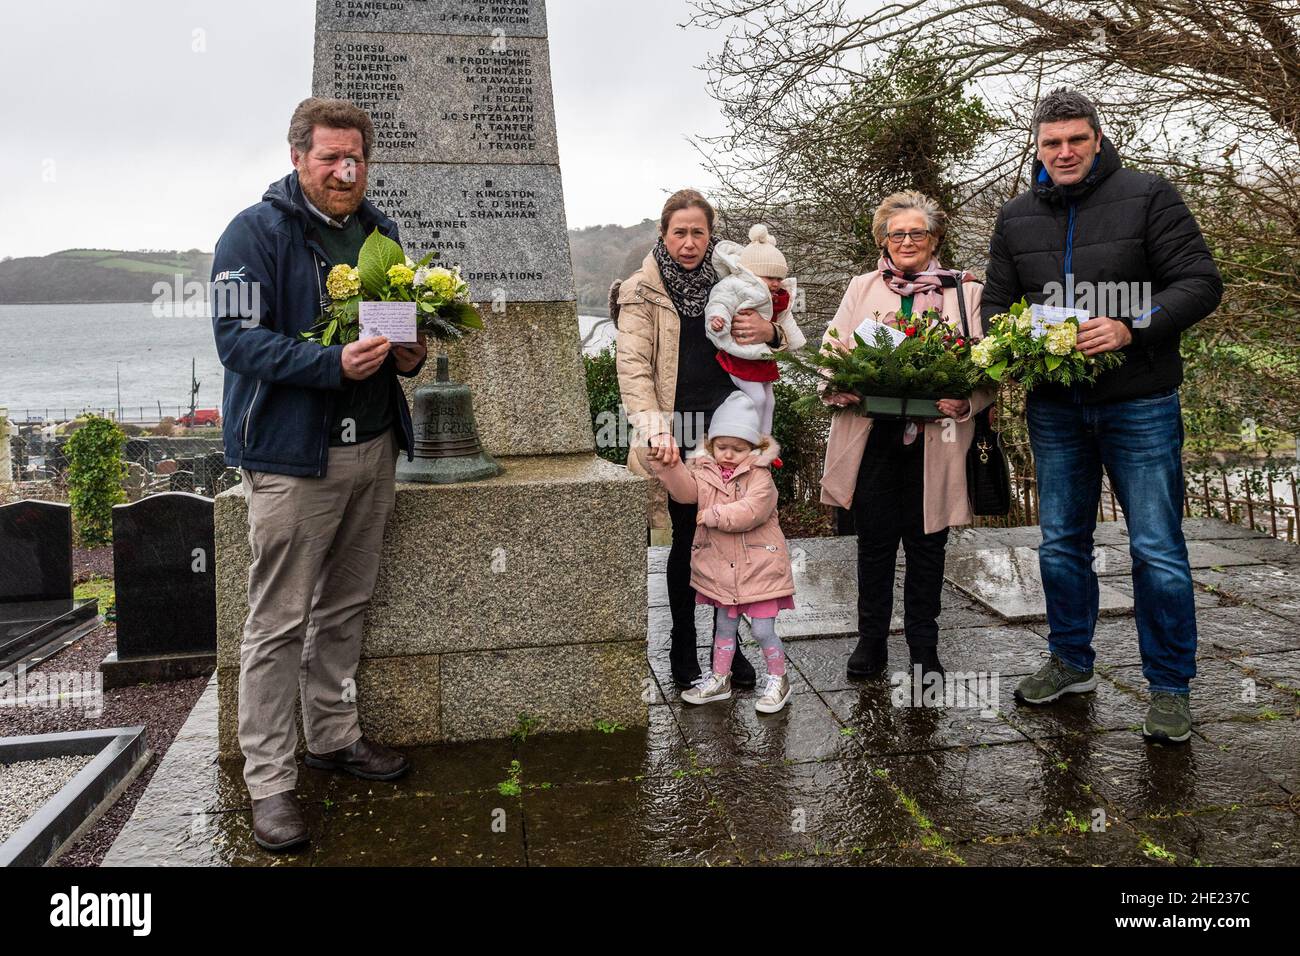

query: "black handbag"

left=951, top=276, right=1012, bottom=517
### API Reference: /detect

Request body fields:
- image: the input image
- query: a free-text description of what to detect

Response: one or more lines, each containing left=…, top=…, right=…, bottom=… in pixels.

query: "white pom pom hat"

left=737, top=223, right=789, bottom=279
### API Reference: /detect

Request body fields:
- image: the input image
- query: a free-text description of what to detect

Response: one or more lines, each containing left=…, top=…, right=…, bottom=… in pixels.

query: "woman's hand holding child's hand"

left=696, top=506, right=721, bottom=528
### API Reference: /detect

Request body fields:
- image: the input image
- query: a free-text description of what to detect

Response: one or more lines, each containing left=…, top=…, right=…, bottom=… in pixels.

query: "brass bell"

left=396, top=355, right=503, bottom=484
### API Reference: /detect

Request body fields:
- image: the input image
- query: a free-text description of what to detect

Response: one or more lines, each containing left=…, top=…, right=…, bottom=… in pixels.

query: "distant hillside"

left=0, top=224, right=661, bottom=312
left=570, top=219, right=660, bottom=316
left=0, top=249, right=213, bottom=304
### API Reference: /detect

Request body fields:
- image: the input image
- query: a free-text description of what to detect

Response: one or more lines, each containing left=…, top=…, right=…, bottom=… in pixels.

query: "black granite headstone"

left=111, top=493, right=216, bottom=660
left=0, top=500, right=74, bottom=603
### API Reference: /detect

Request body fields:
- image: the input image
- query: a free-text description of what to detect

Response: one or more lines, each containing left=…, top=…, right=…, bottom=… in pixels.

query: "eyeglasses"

left=885, top=229, right=931, bottom=245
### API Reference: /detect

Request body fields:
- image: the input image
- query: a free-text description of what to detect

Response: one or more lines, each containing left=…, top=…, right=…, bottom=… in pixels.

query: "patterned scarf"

left=653, top=236, right=718, bottom=320
left=878, top=256, right=977, bottom=320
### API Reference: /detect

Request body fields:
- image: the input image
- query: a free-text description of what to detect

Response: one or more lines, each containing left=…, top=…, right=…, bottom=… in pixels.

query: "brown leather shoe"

left=251, top=791, right=309, bottom=852
left=304, top=736, right=410, bottom=781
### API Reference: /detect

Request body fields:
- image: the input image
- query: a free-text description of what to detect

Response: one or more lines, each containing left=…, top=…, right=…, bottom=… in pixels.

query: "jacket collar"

left=1031, top=135, right=1122, bottom=205
left=263, top=171, right=398, bottom=239
left=693, top=452, right=758, bottom=491
left=635, top=250, right=674, bottom=307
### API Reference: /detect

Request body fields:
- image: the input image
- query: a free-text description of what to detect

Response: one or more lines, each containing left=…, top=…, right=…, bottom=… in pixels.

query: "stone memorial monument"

left=213, top=0, right=648, bottom=755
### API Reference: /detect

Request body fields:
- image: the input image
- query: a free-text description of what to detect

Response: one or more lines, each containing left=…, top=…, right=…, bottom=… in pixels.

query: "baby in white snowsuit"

left=706, top=224, right=807, bottom=437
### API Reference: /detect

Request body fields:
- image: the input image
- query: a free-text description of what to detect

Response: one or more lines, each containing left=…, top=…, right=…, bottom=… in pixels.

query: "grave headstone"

left=0, top=501, right=73, bottom=603
left=0, top=501, right=98, bottom=670
left=101, top=493, right=217, bottom=687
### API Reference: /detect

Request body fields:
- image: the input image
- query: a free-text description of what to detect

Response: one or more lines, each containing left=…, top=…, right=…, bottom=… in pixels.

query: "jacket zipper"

left=241, top=381, right=262, bottom=452
left=1063, top=202, right=1077, bottom=308
left=314, top=254, right=331, bottom=477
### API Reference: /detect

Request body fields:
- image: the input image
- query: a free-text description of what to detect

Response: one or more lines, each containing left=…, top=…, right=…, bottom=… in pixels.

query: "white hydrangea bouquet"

left=301, top=228, right=482, bottom=346
left=969, top=297, right=1123, bottom=389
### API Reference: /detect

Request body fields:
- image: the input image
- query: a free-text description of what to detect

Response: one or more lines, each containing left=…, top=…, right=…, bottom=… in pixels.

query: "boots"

left=847, top=635, right=888, bottom=678
left=909, top=644, right=945, bottom=685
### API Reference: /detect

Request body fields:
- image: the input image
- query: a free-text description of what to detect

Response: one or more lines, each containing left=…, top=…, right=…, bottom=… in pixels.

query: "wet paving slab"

left=1234, top=651, right=1300, bottom=696
left=1191, top=564, right=1300, bottom=623
left=1190, top=717, right=1300, bottom=795
left=1123, top=806, right=1300, bottom=867
left=873, top=741, right=1109, bottom=844
left=1189, top=605, right=1300, bottom=656
left=1032, top=727, right=1292, bottom=820
left=952, top=819, right=1181, bottom=867
left=945, top=547, right=1133, bottom=623
left=1093, top=540, right=1263, bottom=577
left=822, top=685, right=1028, bottom=756
left=312, top=789, right=527, bottom=866
left=1096, top=658, right=1298, bottom=724
left=669, top=686, right=857, bottom=770
left=104, top=521, right=1300, bottom=866
left=520, top=774, right=741, bottom=866
left=704, top=758, right=928, bottom=862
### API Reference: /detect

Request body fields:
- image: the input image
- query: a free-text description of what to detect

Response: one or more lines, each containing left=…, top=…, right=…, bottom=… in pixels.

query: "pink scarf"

left=877, top=256, right=976, bottom=320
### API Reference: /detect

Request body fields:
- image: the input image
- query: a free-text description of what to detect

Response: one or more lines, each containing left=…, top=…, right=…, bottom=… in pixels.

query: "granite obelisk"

left=213, top=0, right=648, bottom=753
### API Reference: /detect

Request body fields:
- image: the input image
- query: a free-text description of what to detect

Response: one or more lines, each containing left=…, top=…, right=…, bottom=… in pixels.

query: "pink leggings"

left=712, top=607, right=785, bottom=677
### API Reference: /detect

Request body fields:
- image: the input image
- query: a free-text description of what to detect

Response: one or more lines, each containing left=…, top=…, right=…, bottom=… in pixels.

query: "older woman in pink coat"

left=819, top=191, right=996, bottom=684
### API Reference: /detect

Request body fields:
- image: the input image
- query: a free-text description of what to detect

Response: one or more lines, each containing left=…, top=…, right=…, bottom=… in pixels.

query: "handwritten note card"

left=1029, top=303, right=1090, bottom=338
left=359, top=301, right=418, bottom=345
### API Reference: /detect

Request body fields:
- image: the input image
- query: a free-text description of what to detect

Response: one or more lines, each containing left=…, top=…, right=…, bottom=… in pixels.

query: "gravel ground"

left=0, top=754, right=94, bottom=844
left=72, top=546, right=113, bottom=585
left=0, top=622, right=209, bottom=865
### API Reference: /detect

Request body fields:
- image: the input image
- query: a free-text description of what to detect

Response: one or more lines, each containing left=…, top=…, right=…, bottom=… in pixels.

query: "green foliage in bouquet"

left=970, top=298, right=1124, bottom=390
left=779, top=308, right=981, bottom=417
left=301, top=229, right=484, bottom=346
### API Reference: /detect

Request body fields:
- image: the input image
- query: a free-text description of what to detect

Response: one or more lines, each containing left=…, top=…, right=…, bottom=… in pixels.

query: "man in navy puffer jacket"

left=211, top=97, right=426, bottom=852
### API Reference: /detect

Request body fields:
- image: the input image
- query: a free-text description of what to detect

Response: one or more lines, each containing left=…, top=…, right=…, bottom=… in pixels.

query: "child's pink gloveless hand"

left=710, top=317, right=724, bottom=332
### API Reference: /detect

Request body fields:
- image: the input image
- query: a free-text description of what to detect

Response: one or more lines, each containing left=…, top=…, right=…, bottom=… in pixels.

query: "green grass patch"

left=73, top=576, right=115, bottom=611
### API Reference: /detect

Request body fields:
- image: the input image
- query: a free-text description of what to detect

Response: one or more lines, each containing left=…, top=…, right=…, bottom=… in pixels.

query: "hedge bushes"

left=64, top=415, right=127, bottom=546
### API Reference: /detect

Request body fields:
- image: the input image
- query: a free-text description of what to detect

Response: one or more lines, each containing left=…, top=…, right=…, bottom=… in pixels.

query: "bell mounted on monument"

left=397, top=354, right=502, bottom=484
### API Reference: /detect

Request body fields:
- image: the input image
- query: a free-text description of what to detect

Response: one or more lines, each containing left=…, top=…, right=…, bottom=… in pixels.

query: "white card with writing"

left=359, top=301, right=418, bottom=345
left=853, top=316, right=907, bottom=348
left=1029, top=303, right=1090, bottom=338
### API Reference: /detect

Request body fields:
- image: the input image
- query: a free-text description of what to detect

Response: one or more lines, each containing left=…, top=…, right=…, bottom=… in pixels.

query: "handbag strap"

left=947, top=271, right=969, bottom=339
left=948, top=271, right=996, bottom=429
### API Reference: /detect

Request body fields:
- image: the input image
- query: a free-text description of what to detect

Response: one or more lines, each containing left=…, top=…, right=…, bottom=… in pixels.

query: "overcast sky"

left=0, top=0, right=729, bottom=259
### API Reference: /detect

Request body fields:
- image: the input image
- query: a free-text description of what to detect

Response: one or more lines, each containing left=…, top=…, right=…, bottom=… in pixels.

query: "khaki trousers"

left=238, top=430, right=397, bottom=799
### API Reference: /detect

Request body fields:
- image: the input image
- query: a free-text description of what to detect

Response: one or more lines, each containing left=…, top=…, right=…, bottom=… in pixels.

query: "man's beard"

left=302, top=178, right=364, bottom=219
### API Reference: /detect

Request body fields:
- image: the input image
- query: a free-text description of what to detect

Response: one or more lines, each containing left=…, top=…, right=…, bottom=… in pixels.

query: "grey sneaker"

left=1143, top=691, right=1192, bottom=743
left=682, top=671, right=732, bottom=705
left=1014, top=654, right=1098, bottom=704
left=755, top=673, right=792, bottom=714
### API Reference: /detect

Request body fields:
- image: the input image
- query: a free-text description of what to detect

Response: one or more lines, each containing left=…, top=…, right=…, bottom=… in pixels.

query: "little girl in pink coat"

left=636, top=391, right=797, bottom=713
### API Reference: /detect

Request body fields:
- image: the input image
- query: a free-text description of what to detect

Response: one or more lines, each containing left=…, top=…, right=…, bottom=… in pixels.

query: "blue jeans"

left=1027, top=390, right=1197, bottom=693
